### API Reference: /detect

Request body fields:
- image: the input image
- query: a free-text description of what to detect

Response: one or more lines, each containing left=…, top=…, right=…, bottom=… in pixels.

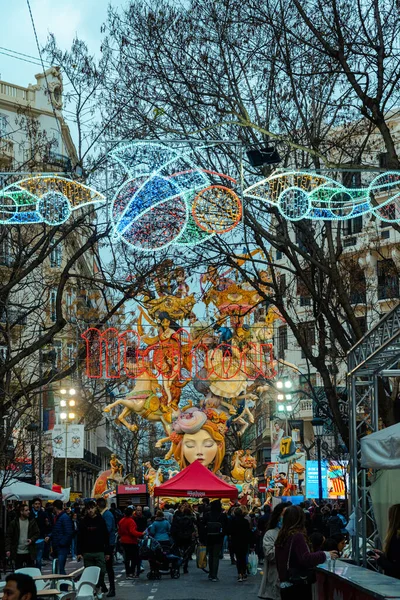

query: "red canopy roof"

left=154, top=460, right=238, bottom=499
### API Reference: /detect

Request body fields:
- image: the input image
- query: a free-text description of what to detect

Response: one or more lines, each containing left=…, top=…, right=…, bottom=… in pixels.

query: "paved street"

left=49, top=555, right=261, bottom=600
left=115, top=557, right=260, bottom=600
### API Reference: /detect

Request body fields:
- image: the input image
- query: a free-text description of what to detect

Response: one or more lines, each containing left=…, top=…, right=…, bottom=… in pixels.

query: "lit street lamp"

left=312, top=417, right=324, bottom=503
left=59, top=388, right=78, bottom=487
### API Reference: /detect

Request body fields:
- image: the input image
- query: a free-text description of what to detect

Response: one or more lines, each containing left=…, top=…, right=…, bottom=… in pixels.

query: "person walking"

left=118, top=507, right=144, bottom=579
left=203, top=499, right=227, bottom=582
left=70, top=513, right=79, bottom=560
left=5, top=504, right=40, bottom=569
left=275, top=505, right=338, bottom=600
left=372, top=503, right=400, bottom=579
left=229, top=507, right=252, bottom=583
left=97, top=498, right=117, bottom=597
left=258, top=502, right=288, bottom=599
left=77, top=501, right=110, bottom=599
left=30, top=498, right=51, bottom=570
left=171, top=507, right=196, bottom=574
left=47, top=500, right=74, bottom=576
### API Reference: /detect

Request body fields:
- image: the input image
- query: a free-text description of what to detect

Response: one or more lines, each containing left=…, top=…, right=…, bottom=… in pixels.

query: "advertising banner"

left=270, top=419, right=286, bottom=462
left=306, top=460, right=348, bottom=499
left=52, top=424, right=85, bottom=459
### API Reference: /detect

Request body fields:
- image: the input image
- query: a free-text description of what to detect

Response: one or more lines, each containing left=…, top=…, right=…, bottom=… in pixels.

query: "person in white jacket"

left=258, top=502, right=290, bottom=600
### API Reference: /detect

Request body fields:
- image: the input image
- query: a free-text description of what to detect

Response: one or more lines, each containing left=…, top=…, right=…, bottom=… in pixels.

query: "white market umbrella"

left=2, top=480, right=64, bottom=501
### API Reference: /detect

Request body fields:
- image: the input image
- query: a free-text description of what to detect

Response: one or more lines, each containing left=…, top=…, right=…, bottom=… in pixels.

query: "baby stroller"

left=140, top=536, right=182, bottom=580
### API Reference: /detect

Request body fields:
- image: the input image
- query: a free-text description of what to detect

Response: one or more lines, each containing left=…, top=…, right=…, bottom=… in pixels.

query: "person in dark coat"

left=77, top=501, right=110, bottom=596
left=275, top=505, right=338, bottom=600
left=30, top=498, right=51, bottom=570
left=229, top=507, right=252, bottom=582
left=5, top=505, right=40, bottom=568
left=47, top=500, right=74, bottom=575
left=202, top=499, right=227, bottom=582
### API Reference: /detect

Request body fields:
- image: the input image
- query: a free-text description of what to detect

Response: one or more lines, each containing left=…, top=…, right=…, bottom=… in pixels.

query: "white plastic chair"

left=75, top=567, right=101, bottom=600
left=59, top=592, right=77, bottom=600
left=15, top=568, right=50, bottom=591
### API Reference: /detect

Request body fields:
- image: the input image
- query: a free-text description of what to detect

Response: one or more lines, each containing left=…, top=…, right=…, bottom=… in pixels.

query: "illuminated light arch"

left=109, top=142, right=243, bottom=250
left=0, top=175, right=105, bottom=225
left=244, top=170, right=400, bottom=223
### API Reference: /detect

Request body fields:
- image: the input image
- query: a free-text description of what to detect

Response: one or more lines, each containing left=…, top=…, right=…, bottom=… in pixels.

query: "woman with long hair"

left=258, top=502, right=289, bottom=600
left=373, top=504, right=400, bottom=579
left=275, top=505, right=338, bottom=600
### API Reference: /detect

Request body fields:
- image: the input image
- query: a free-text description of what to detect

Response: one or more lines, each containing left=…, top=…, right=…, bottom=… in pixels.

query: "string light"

left=192, top=185, right=242, bottom=233
left=0, top=176, right=105, bottom=225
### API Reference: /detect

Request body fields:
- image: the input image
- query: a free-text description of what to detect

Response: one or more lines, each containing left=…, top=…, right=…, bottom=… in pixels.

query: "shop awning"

left=154, top=460, right=238, bottom=499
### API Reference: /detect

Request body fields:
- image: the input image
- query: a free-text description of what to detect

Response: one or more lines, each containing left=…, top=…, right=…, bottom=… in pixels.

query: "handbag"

left=286, top=537, right=316, bottom=586
left=196, top=544, right=207, bottom=569
left=247, top=551, right=258, bottom=576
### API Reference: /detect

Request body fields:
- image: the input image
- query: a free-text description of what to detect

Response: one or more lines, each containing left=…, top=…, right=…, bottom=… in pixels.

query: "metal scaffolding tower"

left=347, top=302, right=400, bottom=566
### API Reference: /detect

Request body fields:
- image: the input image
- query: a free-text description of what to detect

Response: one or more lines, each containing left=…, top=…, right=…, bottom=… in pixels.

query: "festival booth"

left=315, top=423, right=400, bottom=599
left=154, top=460, right=238, bottom=500
left=2, top=480, right=64, bottom=501
left=360, top=422, right=400, bottom=541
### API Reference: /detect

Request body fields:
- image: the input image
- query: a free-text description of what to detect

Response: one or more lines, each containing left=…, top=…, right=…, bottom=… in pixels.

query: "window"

left=297, top=271, right=312, bottom=306
left=295, top=227, right=307, bottom=251
left=278, top=274, right=286, bottom=297
left=50, top=289, right=57, bottom=322
left=276, top=250, right=283, bottom=260
left=342, top=170, right=361, bottom=189
left=299, top=373, right=316, bottom=389
left=377, top=259, right=399, bottom=300
left=299, top=321, right=315, bottom=358
left=52, top=341, right=62, bottom=370
left=0, top=236, right=11, bottom=266
left=0, top=345, right=7, bottom=362
left=0, top=114, right=8, bottom=137
left=356, top=316, right=367, bottom=336
left=380, top=203, right=396, bottom=226
left=278, top=325, right=288, bottom=359
left=378, top=152, right=389, bottom=169
left=350, top=266, right=366, bottom=304
left=50, top=242, right=62, bottom=268
left=346, top=216, right=362, bottom=235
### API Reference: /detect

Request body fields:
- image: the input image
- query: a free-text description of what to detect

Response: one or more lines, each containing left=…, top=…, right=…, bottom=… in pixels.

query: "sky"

left=0, top=0, right=125, bottom=86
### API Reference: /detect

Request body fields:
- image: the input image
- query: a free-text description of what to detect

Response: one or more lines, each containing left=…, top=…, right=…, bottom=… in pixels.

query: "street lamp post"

left=312, top=417, right=324, bottom=504
left=59, top=388, right=77, bottom=488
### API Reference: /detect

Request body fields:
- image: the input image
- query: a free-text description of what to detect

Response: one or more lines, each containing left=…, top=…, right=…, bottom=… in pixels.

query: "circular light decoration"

left=192, top=185, right=242, bottom=234
left=37, top=191, right=72, bottom=225
left=278, top=187, right=311, bottom=221
left=327, top=189, right=355, bottom=218
left=110, top=174, right=188, bottom=251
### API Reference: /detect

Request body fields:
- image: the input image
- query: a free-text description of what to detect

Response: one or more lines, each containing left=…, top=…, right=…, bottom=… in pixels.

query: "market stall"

left=154, top=459, right=238, bottom=500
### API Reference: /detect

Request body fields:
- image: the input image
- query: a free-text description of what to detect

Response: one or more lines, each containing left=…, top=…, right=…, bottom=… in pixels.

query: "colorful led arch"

left=0, top=176, right=105, bottom=225
left=108, top=142, right=243, bottom=251
left=244, top=171, right=400, bottom=223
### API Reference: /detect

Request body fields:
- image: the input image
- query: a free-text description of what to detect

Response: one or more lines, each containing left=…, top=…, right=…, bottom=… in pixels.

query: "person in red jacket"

left=118, top=507, right=145, bottom=578
left=275, top=505, right=338, bottom=600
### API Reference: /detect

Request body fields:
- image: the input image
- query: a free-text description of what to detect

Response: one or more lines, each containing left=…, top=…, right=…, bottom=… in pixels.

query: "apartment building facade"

left=0, top=68, right=121, bottom=495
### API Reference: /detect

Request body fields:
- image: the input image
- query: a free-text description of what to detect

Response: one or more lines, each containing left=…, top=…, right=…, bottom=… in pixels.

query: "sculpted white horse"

left=103, top=369, right=179, bottom=440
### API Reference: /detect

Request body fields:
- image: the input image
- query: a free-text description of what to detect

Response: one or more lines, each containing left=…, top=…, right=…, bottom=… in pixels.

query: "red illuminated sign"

left=117, top=484, right=147, bottom=495
left=81, top=328, right=276, bottom=381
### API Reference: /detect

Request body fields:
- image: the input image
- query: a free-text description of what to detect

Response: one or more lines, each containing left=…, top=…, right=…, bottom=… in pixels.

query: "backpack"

left=206, top=517, right=223, bottom=538
left=175, top=516, right=195, bottom=540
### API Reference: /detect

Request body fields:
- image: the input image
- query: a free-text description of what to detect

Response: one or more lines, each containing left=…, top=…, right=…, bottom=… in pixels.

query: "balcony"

left=0, top=82, right=34, bottom=103
left=298, top=399, right=313, bottom=419
left=45, top=151, right=71, bottom=171
left=83, top=449, right=102, bottom=468
left=0, top=139, right=13, bottom=164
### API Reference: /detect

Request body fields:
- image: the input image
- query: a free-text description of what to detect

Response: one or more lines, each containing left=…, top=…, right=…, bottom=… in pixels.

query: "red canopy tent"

left=154, top=460, right=238, bottom=499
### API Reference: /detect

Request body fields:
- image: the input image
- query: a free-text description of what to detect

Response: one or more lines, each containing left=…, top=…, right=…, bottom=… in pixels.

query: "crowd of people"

left=2, top=496, right=399, bottom=599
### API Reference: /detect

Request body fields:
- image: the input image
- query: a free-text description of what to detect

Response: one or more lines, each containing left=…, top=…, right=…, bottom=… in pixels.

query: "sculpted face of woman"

left=182, top=429, right=218, bottom=468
